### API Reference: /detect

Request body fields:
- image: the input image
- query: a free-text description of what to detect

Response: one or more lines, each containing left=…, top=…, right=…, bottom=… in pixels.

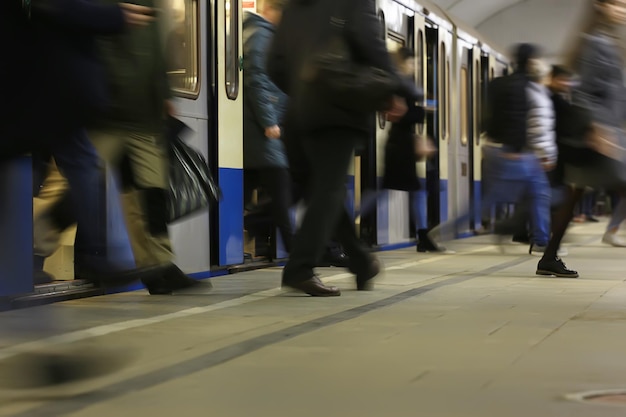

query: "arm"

left=526, top=86, right=557, bottom=165
left=345, top=0, right=408, bottom=96
left=245, top=30, right=285, bottom=130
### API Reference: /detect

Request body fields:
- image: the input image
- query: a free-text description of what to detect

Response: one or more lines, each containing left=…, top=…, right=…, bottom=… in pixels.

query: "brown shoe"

left=283, top=276, right=341, bottom=297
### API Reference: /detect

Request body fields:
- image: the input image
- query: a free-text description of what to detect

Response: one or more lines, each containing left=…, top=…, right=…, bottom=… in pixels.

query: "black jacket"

left=383, top=77, right=424, bottom=191
left=96, top=0, right=171, bottom=132
left=267, top=0, right=408, bottom=135
left=485, top=72, right=529, bottom=152
left=550, top=90, right=594, bottom=173
left=0, top=0, right=125, bottom=159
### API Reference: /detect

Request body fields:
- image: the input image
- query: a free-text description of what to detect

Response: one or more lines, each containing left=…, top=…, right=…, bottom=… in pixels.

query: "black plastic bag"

left=167, top=118, right=221, bottom=223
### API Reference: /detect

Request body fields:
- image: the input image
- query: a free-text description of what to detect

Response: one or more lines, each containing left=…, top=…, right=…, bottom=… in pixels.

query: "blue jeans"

left=432, top=146, right=551, bottom=245
left=485, top=148, right=551, bottom=245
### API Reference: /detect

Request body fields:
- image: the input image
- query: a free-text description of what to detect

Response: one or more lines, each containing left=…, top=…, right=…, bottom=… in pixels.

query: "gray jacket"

left=573, top=32, right=624, bottom=129
left=568, top=31, right=626, bottom=188
left=243, top=12, right=289, bottom=169
left=526, top=81, right=557, bottom=165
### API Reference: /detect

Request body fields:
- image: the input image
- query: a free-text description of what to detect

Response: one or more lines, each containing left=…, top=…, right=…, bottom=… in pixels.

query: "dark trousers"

left=244, top=167, right=294, bottom=253
left=283, top=128, right=370, bottom=284
left=38, top=130, right=105, bottom=261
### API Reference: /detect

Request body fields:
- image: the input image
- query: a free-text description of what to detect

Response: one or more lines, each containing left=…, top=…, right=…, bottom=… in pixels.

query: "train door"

left=424, top=23, right=439, bottom=229
left=439, top=26, right=452, bottom=225
left=413, top=13, right=427, bottom=239
left=356, top=4, right=389, bottom=246
left=361, top=0, right=416, bottom=247
left=426, top=22, right=452, bottom=227
left=453, top=43, right=474, bottom=237
left=214, top=0, right=244, bottom=266
left=471, top=51, right=487, bottom=230
left=165, top=0, right=214, bottom=273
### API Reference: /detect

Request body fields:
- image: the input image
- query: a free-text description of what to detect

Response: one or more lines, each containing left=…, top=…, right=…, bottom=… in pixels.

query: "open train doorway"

left=424, top=25, right=440, bottom=229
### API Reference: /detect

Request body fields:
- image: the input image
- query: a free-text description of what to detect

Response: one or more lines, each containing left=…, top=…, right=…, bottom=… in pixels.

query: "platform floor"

left=1, top=220, right=626, bottom=416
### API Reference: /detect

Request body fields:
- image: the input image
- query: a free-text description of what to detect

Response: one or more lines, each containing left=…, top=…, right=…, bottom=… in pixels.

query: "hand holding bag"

left=166, top=118, right=221, bottom=223
left=414, top=134, right=437, bottom=160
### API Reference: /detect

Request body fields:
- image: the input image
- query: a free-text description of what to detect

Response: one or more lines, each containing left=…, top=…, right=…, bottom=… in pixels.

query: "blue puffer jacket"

left=243, top=12, right=289, bottom=169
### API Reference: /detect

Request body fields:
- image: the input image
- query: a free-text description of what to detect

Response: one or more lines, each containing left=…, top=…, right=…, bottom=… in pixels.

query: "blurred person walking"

left=537, top=0, right=626, bottom=277
left=0, top=0, right=155, bottom=388
left=267, top=0, right=412, bottom=296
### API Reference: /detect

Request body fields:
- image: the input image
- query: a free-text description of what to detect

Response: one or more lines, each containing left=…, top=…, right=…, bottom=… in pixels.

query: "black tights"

left=541, top=186, right=585, bottom=260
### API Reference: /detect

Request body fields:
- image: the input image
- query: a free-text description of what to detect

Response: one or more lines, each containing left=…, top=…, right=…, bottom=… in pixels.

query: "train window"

left=225, top=0, right=240, bottom=100
left=377, top=9, right=388, bottom=130
left=446, top=58, right=450, bottom=140
left=475, top=60, right=481, bottom=143
left=440, top=43, right=447, bottom=140
left=425, top=37, right=436, bottom=113
left=416, top=30, right=424, bottom=91
left=378, top=9, right=386, bottom=39
left=164, top=0, right=200, bottom=97
left=460, top=66, right=468, bottom=146
left=416, top=30, right=424, bottom=134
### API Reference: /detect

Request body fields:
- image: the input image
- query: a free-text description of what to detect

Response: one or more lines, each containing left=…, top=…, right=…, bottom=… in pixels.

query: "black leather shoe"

left=351, top=258, right=381, bottom=291
left=162, top=264, right=205, bottom=291
left=282, top=276, right=341, bottom=297
left=142, top=264, right=208, bottom=295
left=536, top=257, right=579, bottom=278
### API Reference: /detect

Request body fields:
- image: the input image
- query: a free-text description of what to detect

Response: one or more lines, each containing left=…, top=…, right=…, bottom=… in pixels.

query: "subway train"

left=41, top=0, right=512, bottom=286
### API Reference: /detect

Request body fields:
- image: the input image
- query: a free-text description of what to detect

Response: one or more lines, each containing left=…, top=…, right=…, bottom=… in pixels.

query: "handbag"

left=300, top=8, right=398, bottom=112
left=587, top=123, right=625, bottom=161
left=414, top=134, right=437, bottom=160
left=166, top=118, right=221, bottom=223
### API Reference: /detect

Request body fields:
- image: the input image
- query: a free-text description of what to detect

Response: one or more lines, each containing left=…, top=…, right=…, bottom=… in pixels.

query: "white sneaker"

left=602, top=232, right=626, bottom=247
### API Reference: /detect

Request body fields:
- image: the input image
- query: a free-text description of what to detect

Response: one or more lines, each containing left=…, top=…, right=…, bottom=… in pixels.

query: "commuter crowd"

left=2, top=0, right=626, bottom=388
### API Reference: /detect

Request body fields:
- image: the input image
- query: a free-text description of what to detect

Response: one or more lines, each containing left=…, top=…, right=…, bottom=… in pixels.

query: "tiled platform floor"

left=1, top=220, right=626, bottom=417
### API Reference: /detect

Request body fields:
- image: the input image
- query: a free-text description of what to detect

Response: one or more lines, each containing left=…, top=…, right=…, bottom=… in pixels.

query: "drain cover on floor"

left=566, top=390, right=626, bottom=405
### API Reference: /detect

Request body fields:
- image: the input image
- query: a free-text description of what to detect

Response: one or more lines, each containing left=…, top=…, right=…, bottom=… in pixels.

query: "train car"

left=361, top=0, right=511, bottom=249
left=35, top=0, right=511, bottom=296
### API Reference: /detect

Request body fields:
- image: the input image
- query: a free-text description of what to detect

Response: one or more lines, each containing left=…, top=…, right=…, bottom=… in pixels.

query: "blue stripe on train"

left=218, top=167, right=244, bottom=266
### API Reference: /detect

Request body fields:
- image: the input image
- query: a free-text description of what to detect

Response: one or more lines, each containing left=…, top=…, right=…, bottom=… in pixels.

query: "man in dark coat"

left=243, top=0, right=293, bottom=258
left=267, top=0, right=409, bottom=296
left=0, top=0, right=154, bottom=389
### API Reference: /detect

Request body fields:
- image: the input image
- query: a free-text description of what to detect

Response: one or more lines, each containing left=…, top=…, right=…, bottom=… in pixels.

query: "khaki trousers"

left=90, top=129, right=173, bottom=268
left=33, top=160, right=69, bottom=257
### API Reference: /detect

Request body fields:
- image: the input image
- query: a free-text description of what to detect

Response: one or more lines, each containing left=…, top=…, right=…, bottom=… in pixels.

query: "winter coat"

left=526, top=81, right=557, bottom=165
left=96, top=0, right=171, bottom=132
left=566, top=31, right=626, bottom=189
left=382, top=77, right=425, bottom=191
left=485, top=72, right=529, bottom=152
left=267, top=0, right=410, bottom=137
left=0, top=0, right=125, bottom=159
left=243, top=12, right=289, bottom=169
